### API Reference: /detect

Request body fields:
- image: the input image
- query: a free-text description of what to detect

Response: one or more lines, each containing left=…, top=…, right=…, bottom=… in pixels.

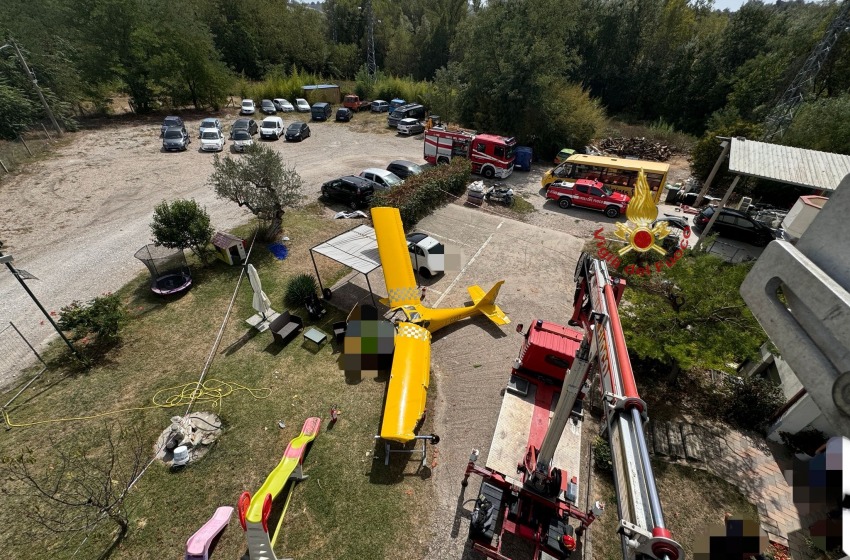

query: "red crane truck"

left=424, top=127, right=516, bottom=179
left=462, top=252, right=684, bottom=560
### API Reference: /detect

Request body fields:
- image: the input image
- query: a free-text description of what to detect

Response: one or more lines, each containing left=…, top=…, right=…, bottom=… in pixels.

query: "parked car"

left=231, top=129, right=254, bottom=152
left=545, top=178, right=630, bottom=218
left=554, top=147, right=575, bottom=164
left=693, top=207, right=778, bottom=246
left=260, top=99, right=277, bottom=114
left=231, top=118, right=258, bottom=137
left=396, top=118, right=425, bottom=136
left=311, top=102, right=332, bottom=121
left=160, top=115, right=184, bottom=137
left=199, top=129, right=226, bottom=152
left=336, top=107, right=353, bottom=122
left=295, top=98, right=311, bottom=112
left=343, top=94, right=370, bottom=112
left=359, top=168, right=402, bottom=190
left=284, top=122, right=310, bottom=141
left=199, top=118, right=222, bottom=135
left=387, top=160, right=424, bottom=179
left=274, top=98, right=295, bottom=112
left=240, top=99, right=256, bottom=115
left=162, top=127, right=191, bottom=151
left=390, top=98, right=406, bottom=110
left=259, top=116, right=285, bottom=140
left=371, top=100, right=389, bottom=113
left=406, top=232, right=445, bottom=279
left=320, top=175, right=376, bottom=210
left=387, top=103, right=426, bottom=128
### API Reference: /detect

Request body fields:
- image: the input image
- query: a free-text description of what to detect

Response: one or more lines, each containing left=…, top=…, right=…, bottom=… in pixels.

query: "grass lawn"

left=589, top=460, right=759, bottom=560
left=0, top=204, right=433, bottom=560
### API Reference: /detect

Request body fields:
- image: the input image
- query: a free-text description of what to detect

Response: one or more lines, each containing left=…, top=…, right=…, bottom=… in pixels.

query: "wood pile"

left=590, top=137, right=676, bottom=161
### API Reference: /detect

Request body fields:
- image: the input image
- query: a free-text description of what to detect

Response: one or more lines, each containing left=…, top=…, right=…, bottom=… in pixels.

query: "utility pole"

left=363, top=0, right=376, bottom=80
left=0, top=250, right=82, bottom=362
left=1, top=39, right=63, bottom=137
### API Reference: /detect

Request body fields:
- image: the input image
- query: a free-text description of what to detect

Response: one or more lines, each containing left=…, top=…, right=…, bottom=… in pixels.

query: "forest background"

left=2, top=0, right=849, bottom=180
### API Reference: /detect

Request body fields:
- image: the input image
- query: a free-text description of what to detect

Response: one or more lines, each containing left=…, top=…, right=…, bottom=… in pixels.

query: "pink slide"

left=185, top=506, right=234, bottom=560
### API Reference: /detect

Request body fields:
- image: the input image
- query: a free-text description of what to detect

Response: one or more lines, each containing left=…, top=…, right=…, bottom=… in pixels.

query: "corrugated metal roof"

left=729, top=138, right=850, bottom=191
left=311, top=224, right=381, bottom=275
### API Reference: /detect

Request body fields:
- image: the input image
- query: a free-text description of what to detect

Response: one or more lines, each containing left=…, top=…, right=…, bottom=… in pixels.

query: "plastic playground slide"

left=185, top=506, right=233, bottom=560
left=244, top=417, right=321, bottom=523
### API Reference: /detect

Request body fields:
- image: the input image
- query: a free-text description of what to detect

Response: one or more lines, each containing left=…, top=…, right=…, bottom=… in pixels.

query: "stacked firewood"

left=590, top=137, right=676, bottom=161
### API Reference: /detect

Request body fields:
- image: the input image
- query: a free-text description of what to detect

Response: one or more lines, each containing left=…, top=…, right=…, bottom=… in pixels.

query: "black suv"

left=321, top=176, right=377, bottom=210
left=231, top=118, right=258, bottom=137
left=693, top=207, right=777, bottom=246
left=260, top=99, right=277, bottom=114
left=160, top=115, right=184, bottom=137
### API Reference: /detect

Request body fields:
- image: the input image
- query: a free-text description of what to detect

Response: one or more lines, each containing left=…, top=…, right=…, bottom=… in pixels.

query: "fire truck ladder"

left=563, top=254, right=685, bottom=560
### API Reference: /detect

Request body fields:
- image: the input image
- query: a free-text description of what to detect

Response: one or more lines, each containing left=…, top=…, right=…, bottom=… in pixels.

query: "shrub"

left=150, top=199, right=214, bottom=264
left=284, top=273, right=318, bottom=308
left=592, top=436, right=613, bottom=473
left=722, top=375, right=785, bottom=433
left=371, top=157, right=471, bottom=229
left=58, top=294, right=125, bottom=347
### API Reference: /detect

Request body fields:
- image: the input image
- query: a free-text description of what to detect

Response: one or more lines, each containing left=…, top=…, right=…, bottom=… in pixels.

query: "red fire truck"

left=423, top=127, right=516, bottom=179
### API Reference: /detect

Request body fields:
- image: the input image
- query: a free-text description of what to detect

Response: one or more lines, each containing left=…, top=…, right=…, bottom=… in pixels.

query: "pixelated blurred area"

left=338, top=304, right=395, bottom=379
left=790, top=436, right=848, bottom=557
left=444, top=245, right=464, bottom=272
left=693, top=517, right=767, bottom=560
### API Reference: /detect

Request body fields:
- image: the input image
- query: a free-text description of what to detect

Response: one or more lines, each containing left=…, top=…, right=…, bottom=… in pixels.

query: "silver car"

left=199, top=118, right=222, bottom=135
left=397, top=118, right=425, bottom=136
left=231, top=129, right=254, bottom=152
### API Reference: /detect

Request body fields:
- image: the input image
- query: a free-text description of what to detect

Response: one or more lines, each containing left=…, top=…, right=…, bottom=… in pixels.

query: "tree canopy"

left=0, top=0, right=846, bottom=157
left=209, top=144, right=303, bottom=240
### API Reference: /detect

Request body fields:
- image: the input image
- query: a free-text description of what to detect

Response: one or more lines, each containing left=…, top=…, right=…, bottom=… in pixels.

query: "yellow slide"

left=245, top=417, right=321, bottom=523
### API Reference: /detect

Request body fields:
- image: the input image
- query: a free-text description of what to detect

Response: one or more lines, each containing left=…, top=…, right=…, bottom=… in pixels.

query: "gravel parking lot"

left=0, top=113, right=425, bottom=386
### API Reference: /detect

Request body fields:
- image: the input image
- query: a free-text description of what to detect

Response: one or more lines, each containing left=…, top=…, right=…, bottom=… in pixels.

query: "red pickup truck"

left=545, top=179, right=630, bottom=218
left=343, top=94, right=370, bottom=112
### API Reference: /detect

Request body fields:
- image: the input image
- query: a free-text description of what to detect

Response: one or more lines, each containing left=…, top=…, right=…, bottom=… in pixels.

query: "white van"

left=406, top=232, right=445, bottom=278
left=259, top=116, right=284, bottom=140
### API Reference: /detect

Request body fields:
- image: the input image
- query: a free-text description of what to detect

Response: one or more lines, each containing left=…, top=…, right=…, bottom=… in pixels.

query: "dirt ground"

left=0, top=116, right=714, bottom=560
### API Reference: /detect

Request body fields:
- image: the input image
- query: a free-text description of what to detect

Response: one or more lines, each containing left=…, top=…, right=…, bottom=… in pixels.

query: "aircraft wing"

left=372, top=207, right=420, bottom=307
left=380, top=322, right=431, bottom=443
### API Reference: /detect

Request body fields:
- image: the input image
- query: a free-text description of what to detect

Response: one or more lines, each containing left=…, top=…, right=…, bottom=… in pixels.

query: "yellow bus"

left=541, top=154, right=670, bottom=203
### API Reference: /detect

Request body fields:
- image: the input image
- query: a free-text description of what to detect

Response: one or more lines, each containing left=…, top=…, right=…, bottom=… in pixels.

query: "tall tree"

left=209, top=144, right=303, bottom=241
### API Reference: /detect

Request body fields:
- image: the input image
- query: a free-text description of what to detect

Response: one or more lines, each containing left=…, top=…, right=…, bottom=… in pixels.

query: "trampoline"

left=134, top=244, right=192, bottom=295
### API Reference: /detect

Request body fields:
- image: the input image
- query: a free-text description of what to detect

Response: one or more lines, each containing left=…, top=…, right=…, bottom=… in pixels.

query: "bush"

left=371, top=158, right=471, bottom=230
left=150, top=199, right=214, bottom=264
left=58, top=294, right=125, bottom=347
left=592, top=436, right=613, bottom=473
left=779, top=428, right=827, bottom=457
left=284, top=273, right=318, bottom=308
left=722, top=375, right=785, bottom=433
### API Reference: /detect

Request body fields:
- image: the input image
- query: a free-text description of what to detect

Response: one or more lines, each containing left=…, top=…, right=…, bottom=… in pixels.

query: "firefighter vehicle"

left=424, top=127, right=516, bottom=179
left=546, top=179, right=631, bottom=219
left=463, top=252, right=684, bottom=560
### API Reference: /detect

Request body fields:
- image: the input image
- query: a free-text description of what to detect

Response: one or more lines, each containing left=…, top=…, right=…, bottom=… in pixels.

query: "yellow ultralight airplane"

left=370, top=207, right=510, bottom=459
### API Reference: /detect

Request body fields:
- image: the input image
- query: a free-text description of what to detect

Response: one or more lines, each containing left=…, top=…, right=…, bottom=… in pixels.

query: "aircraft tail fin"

left=468, top=281, right=510, bottom=326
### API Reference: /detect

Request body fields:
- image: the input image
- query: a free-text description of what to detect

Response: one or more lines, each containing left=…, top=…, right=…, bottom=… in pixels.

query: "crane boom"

left=463, top=252, right=683, bottom=560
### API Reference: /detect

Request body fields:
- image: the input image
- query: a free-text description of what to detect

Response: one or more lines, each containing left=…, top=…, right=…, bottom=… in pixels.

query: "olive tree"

left=208, top=144, right=303, bottom=240
left=150, top=198, right=214, bottom=264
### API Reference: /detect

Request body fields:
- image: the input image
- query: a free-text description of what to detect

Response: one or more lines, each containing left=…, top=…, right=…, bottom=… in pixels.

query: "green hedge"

left=371, top=158, right=471, bottom=230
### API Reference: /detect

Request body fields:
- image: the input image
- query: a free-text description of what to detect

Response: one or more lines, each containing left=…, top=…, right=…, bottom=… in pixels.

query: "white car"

left=231, top=129, right=254, bottom=152
left=241, top=99, right=256, bottom=115
left=360, top=168, right=403, bottom=190
left=259, top=116, right=285, bottom=140
left=199, top=118, right=222, bottom=135
left=406, top=232, right=445, bottom=278
left=295, top=98, right=311, bottom=112
left=397, top=118, right=425, bottom=136
left=274, top=98, right=295, bottom=112
left=199, top=129, right=226, bottom=152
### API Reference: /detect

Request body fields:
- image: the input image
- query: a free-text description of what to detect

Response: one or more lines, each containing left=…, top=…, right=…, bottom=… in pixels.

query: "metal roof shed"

left=309, top=224, right=381, bottom=307
left=729, top=137, right=850, bottom=192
